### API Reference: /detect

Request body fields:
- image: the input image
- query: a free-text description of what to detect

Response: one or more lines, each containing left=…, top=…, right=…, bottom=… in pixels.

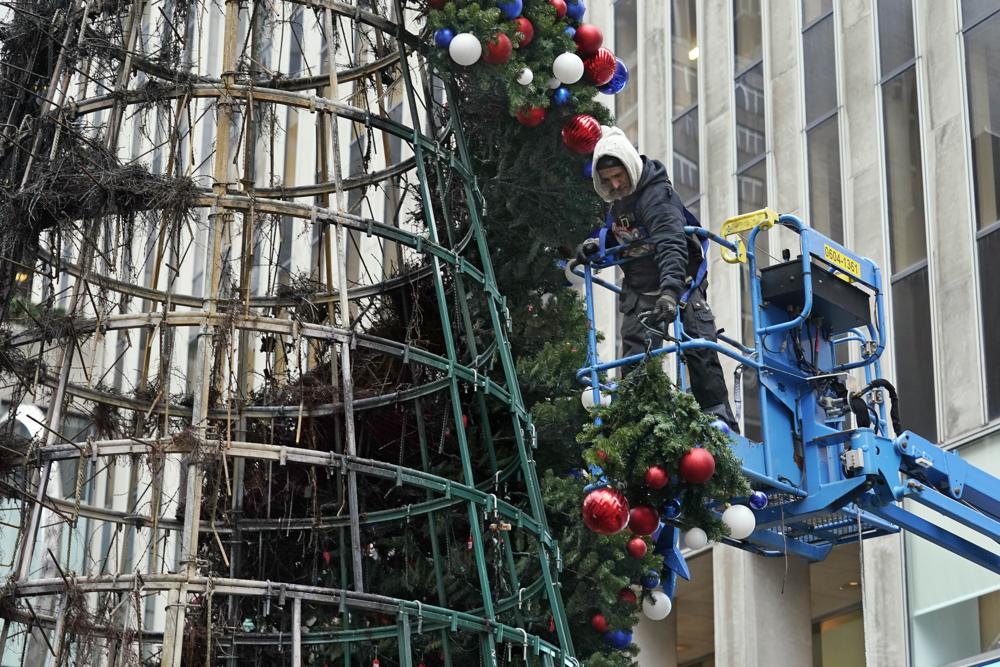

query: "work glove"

left=575, top=238, right=600, bottom=264
left=650, top=291, right=678, bottom=325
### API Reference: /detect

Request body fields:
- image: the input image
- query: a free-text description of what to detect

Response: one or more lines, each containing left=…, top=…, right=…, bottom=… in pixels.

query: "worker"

left=577, top=126, right=739, bottom=432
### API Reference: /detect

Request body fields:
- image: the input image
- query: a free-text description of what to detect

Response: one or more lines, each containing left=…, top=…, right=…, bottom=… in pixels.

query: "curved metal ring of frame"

left=37, top=244, right=437, bottom=308
left=10, top=312, right=516, bottom=411
left=68, top=84, right=468, bottom=178
left=34, top=438, right=526, bottom=533
left=0, top=574, right=577, bottom=665
left=32, top=438, right=552, bottom=545
left=122, top=47, right=404, bottom=94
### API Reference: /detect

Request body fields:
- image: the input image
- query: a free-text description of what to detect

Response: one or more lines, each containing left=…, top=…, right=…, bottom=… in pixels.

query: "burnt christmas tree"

left=0, top=0, right=746, bottom=664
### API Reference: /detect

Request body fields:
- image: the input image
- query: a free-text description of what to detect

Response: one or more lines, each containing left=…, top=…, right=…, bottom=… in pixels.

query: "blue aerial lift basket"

left=569, top=208, right=1000, bottom=578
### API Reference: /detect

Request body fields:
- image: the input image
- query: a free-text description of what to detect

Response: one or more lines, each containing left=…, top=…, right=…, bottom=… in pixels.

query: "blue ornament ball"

left=434, top=28, right=454, bottom=49
left=710, top=418, right=732, bottom=436
left=597, top=58, right=629, bottom=95
left=749, top=490, right=769, bottom=510
left=582, top=161, right=593, bottom=179
left=566, top=0, right=586, bottom=21
left=496, top=0, right=522, bottom=19
left=604, top=630, right=632, bottom=649
left=553, top=86, right=572, bottom=106
left=564, top=26, right=576, bottom=39
left=662, top=498, right=682, bottom=519
left=641, top=570, right=660, bottom=589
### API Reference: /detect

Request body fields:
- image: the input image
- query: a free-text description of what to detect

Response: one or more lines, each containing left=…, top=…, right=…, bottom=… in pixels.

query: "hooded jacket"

left=592, top=127, right=697, bottom=297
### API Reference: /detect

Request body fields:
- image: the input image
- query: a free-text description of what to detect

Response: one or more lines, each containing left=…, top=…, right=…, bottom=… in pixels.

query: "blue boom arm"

left=574, top=209, right=1000, bottom=575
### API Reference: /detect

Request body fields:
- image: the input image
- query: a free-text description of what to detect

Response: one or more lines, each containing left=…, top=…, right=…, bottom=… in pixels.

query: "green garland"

left=578, top=361, right=752, bottom=540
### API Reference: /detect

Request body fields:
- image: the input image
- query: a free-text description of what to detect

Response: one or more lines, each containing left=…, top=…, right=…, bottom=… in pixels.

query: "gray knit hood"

left=591, top=126, right=643, bottom=202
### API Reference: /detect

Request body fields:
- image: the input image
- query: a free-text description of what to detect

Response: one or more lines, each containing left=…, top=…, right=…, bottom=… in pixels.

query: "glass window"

left=906, top=432, right=1000, bottom=665
left=812, top=608, right=866, bottom=665
left=673, top=107, right=700, bottom=204
left=807, top=117, right=843, bottom=243
left=965, top=12, right=1000, bottom=231
left=892, top=268, right=938, bottom=440
left=962, top=0, right=1000, bottom=27
left=735, top=63, right=766, bottom=169
left=738, top=158, right=767, bottom=216
left=966, top=9, right=1000, bottom=419
left=741, top=268, right=763, bottom=441
left=672, top=0, right=698, bottom=114
left=803, top=14, right=837, bottom=125
left=883, top=67, right=926, bottom=272
left=687, top=199, right=701, bottom=221
left=979, top=227, right=1000, bottom=420
left=734, top=0, right=763, bottom=72
left=877, top=0, right=915, bottom=76
left=738, top=159, right=767, bottom=441
left=802, top=0, right=833, bottom=25
left=615, top=0, right=639, bottom=143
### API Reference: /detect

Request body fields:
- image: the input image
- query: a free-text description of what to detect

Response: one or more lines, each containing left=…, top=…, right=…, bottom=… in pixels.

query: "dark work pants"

left=620, top=285, right=739, bottom=431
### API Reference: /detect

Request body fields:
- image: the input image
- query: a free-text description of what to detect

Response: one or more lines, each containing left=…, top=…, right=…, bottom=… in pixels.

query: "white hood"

left=591, top=126, right=643, bottom=202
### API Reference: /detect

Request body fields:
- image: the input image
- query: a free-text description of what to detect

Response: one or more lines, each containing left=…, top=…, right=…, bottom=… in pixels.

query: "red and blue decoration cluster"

left=428, top=0, right=630, bottom=156
left=581, top=446, right=717, bottom=543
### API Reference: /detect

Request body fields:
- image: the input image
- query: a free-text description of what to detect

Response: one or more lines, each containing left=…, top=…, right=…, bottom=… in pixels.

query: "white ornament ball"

left=642, top=590, right=673, bottom=621
left=449, top=33, right=482, bottom=66
left=722, top=504, right=757, bottom=540
left=552, top=52, right=585, bottom=84
left=581, top=388, right=610, bottom=411
left=547, top=76, right=562, bottom=90
left=684, top=526, right=709, bottom=550
left=517, top=68, right=534, bottom=85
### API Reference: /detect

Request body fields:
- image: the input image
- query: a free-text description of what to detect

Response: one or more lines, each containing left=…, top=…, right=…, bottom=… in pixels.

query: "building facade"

left=583, top=1, right=1000, bottom=665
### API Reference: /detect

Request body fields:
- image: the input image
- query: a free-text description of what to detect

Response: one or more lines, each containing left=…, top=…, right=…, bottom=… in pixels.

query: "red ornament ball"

left=626, top=536, right=648, bottom=559
left=584, top=47, right=617, bottom=86
left=561, top=114, right=602, bottom=153
left=591, top=613, right=609, bottom=633
left=428, top=0, right=446, bottom=8
left=679, top=447, right=716, bottom=484
left=618, top=587, right=637, bottom=604
left=628, top=503, right=660, bottom=536
left=516, top=106, right=546, bottom=127
left=596, top=449, right=608, bottom=461
left=482, top=33, right=513, bottom=64
left=549, top=0, right=567, bottom=18
left=513, top=17, right=534, bottom=47
left=644, top=465, right=669, bottom=490
left=573, top=23, right=603, bottom=56
left=581, top=487, right=630, bottom=535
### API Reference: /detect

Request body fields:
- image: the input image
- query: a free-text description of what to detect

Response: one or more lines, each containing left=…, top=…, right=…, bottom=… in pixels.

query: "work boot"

left=704, top=403, right=740, bottom=435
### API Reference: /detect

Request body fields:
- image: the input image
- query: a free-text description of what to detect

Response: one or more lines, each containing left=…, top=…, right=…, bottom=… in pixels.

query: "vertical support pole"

left=45, top=592, right=68, bottom=667
left=162, top=0, right=240, bottom=663
left=323, top=6, right=365, bottom=594
left=291, top=597, right=302, bottom=667
left=397, top=612, right=413, bottom=667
